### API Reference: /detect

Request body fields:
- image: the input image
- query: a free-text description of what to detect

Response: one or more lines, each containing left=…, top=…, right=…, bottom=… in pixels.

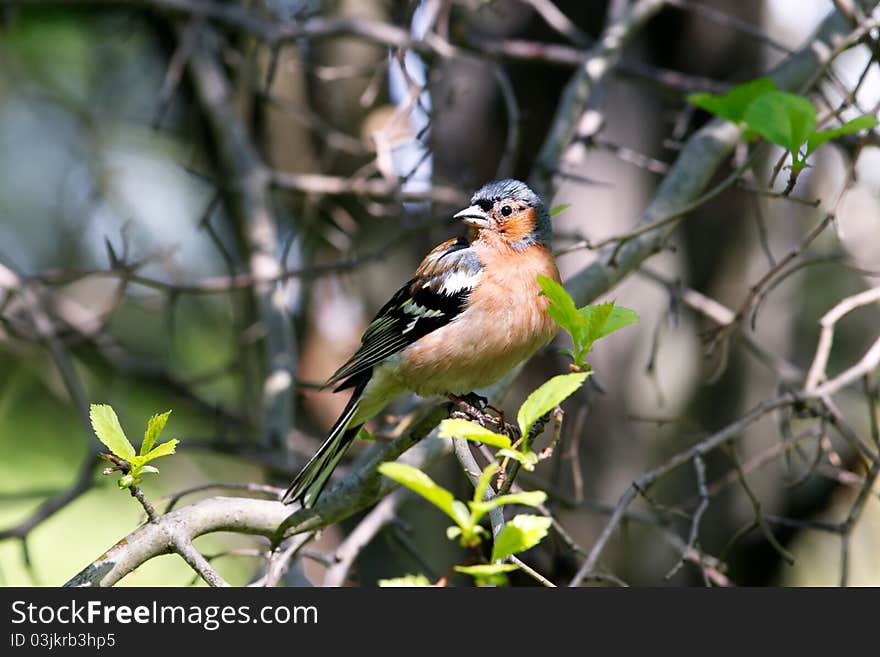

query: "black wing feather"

left=327, top=237, right=480, bottom=390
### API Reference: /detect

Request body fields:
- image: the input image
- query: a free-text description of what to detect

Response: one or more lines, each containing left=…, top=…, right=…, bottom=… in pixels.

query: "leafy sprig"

left=378, top=460, right=551, bottom=585
left=688, top=77, right=878, bottom=187
left=90, top=404, right=179, bottom=489
left=537, top=275, right=639, bottom=371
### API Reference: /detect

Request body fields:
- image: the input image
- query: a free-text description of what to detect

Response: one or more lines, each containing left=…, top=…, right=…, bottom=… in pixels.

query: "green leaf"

left=446, top=526, right=462, bottom=540
left=451, top=501, right=470, bottom=529
left=470, top=490, right=547, bottom=515
left=454, top=563, right=519, bottom=576
left=118, top=474, right=135, bottom=489
left=549, top=203, right=571, bottom=217
left=141, top=410, right=171, bottom=456
left=496, top=448, right=539, bottom=471
left=537, top=275, right=584, bottom=344
left=580, top=301, right=616, bottom=345
left=517, top=372, right=589, bottom=437
left=491, top=514, right=553, bottom=562
left=140, top=465, right=160, bottom=475
left=378, top=574, right=432, bottom=587
left=438, top=419, right=511, bottom=448
left=593, top=304, right=640, bottom=340
left=806, top=114, right=879, bottom=156
left=378, top=462, right=469, bottom=528
left=90, top=404, right=135, bottom=460
left=743, top=91, right=817, bottom=154
left=493, top=491, right=547, bottom=508
left=473, top=462, right=498, bottom=508
left=687, top=77, right=777, bottom=123
left=356, top=427, right=377, bottom=441
left=141, top=439, right=179, bottom=463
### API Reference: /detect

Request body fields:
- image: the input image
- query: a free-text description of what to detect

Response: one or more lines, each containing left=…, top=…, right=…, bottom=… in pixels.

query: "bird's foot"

left=462, top=392, right=489, bottom=409
left=447, top=393, right=513, bottom=435
left=447, top=392, right=487, bottom=410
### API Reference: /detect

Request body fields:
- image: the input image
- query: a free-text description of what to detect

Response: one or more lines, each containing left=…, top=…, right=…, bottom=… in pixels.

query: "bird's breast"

left=397, top=244, right=560, bottom=396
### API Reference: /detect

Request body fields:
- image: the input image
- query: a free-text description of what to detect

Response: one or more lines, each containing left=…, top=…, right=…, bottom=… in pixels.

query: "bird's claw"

left=463, top=392, right=489, bottom=409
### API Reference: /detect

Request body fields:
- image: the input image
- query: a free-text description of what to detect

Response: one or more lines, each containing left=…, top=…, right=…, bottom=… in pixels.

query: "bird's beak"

left=454, top=205, right=491, bottom=229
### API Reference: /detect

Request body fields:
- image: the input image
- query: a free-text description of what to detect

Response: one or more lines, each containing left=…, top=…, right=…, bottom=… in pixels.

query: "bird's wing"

left=326, top=236, right=482, bottom=390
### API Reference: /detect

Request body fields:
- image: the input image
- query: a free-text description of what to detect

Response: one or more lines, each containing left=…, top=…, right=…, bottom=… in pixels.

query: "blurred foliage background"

left=1, top=0, right=879, bottom=586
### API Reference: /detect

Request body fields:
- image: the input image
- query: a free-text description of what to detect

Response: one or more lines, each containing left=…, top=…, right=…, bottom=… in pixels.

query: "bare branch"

left=186, top=26, right=296, bottom=448
left=322, top=489, right=407, bottom=587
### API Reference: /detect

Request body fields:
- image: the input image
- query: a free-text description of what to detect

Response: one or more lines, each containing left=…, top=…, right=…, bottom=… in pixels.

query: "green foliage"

left=379, top=460, right=550, bottom=585
left=439, top=372, right=589, bottom=472
left=90, top=404, right=135, bottom=461
left=687, top=78, right=878, bottom=178
left=377, top=462, right=470, bottom=531
left=517, top=372, right=590, bottom=438
left=141, top=411, right=170, bottom=456
left=743, top=91, right=817, bottom=170
left=496, top=447, right=538, bottom=470
left=582, top=302, right=641, bottom=341
left=437, top=371, right=589, bottom=474
left=90, top=404, right=179, bottom=489
left=377, top=574, right=433, bottom=587
left=537, top=275, right=640, bottom=370
left=687, top=77, right=777, bottom=124
left=491, top=514, right=553, bottom=562
left=549, top=204, right=571, bottom=217
left=453, top=563, right=519, bottom=576
left=470, top=491, right=547, bottom=516
left=806, top=114, right=879, bottom=156
left=454, top=563, right=518, bottom=586
left=438, top=419, right=511, bottom=448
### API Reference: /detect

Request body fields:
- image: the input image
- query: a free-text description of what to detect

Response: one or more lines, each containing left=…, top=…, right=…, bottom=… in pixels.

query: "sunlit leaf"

left=141, top=410, right=171, bottom=456
left=580, top=301, right=615, bottom=345
left=743, top=91, right=816, bottom=154
left=378, top=574, right=432, bottom=587
left=593, top=305, right=640, bottom=340
left=549, top=204, right=571, bottom=217
left=537, top=275, right=584, bottom=344
left=687, top=77, right=777, bottom=123
left=378, top=462, right=469, bottom=528
left=472, top=462, right=499, bottom=508
left=141, top=439, right=178, bottom=463
left=454, top=563, right=519, bottom=576
left=438, top=419, right=510, bottom=448
left=806, top=114, right=879, bottom=155
left=496, top=448, right=538, bottom=471
left=491, top=514, right=553, bottom=562
left=517, top=372, right=589, bottom=437
left=90, top=404, right=135, bottom=460
left=470, top=490, right=547, bottom=515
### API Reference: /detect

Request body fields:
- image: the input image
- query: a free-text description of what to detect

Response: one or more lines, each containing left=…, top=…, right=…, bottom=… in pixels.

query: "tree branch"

left=186, top=27, right=296, bottom=449
left=65, top=404, right=451, bottom=586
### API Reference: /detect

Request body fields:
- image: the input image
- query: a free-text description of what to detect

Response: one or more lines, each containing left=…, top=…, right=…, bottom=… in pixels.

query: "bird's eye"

left=501, top=205, right=513, bottom=217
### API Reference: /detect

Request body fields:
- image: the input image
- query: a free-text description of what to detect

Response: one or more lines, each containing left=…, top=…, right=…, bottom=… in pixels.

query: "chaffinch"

left=283, top=179, right=561, bottom=507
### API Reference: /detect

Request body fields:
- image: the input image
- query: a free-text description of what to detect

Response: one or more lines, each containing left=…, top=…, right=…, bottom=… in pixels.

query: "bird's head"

left=454, top=179, right=551, bottom=251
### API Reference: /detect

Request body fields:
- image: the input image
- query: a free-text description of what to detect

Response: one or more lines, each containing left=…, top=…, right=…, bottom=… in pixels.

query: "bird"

left=283, top=178, right=561, bottom=508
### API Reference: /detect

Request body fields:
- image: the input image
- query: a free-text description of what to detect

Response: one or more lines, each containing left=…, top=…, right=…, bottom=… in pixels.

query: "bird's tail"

left=282, top=376, right=369, bottom=508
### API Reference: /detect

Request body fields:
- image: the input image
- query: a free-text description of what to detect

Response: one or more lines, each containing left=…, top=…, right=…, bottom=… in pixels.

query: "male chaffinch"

left=283, top=179, right=561, bottom=507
